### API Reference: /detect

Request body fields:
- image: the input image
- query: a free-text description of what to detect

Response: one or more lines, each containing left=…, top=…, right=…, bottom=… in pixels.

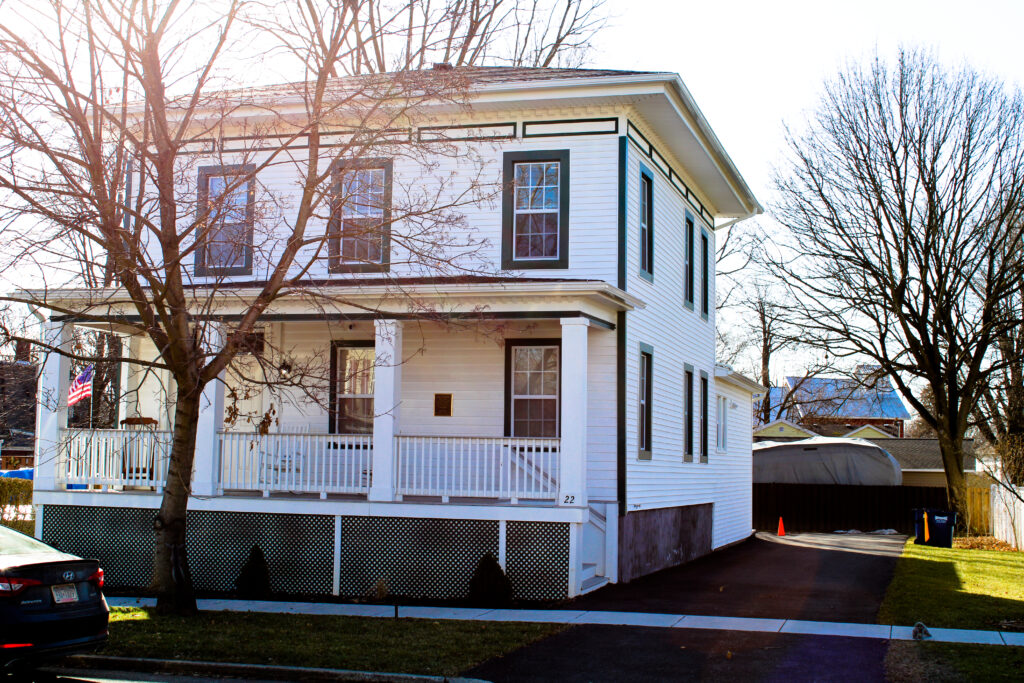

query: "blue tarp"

left=0, top=468, right=32, bottom=480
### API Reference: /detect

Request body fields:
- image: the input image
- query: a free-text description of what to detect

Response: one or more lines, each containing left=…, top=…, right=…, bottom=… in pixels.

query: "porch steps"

left=579, top=575, right=610, bottom=595
left=580, top=562, right=597, bottom=583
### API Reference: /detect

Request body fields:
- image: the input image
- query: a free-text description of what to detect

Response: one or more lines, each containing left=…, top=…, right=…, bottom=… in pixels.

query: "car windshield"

left=0, top=525, right=61, bottom=556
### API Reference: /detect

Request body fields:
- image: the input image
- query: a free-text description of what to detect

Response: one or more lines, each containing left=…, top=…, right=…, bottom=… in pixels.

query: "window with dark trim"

left=504, top=340, right=560, bottom=437
left=700, top=230, right=710, bottom=318
left=684, top=366, right=694, bottom=462
left=329, top=158, right=392, bottom=273
left=639, top=169, right=654, bottom=280
left=502, top=150, right=570, bottom=269
left=639, top=347, right=653, bottom=458
left=700, top=372, right=709, bottom=463
left=195, top=165, right=255, bottom=276
left=684, top=215, right=695, bottom=308
left=329, top=341, right=375, bottom=434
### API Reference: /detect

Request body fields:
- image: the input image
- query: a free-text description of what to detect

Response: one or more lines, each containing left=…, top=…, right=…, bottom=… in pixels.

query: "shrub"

left=468, top=553, right=513, bottom=607
left=234, top=545, right=272, bottom=599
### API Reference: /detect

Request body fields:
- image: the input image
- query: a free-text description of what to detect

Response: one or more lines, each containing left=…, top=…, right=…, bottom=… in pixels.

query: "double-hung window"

left=700, top=372, right=709, bottom=463
left=684, top=215, right=695, bottom=307
left=639, top=169, right=654, bottom=280
left=508, top=342, right=560, bottom=437
left=502, top=150, right=570, bottom=269
left=684, top=366, right=694, bottom=462
left=701, top=230, right=710, bottom=318
left=329, top=159, right=392, bottom=272
left=716, top=394, right=729, bottom=451
left=639, top=346, right=653, bottom=458
left=196, top=165, right=254, bottom=275
left=331, top=341, right=375, bottom=434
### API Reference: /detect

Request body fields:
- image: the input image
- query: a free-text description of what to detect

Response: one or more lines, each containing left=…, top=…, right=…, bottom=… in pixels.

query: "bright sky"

left=590, top=0, right=1024, bottom=206
left=587, top=0, right=1024, bottom=384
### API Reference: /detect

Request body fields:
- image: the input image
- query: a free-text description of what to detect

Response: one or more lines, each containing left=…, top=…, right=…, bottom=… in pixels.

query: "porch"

left=36, top=308, right=622, bottom=509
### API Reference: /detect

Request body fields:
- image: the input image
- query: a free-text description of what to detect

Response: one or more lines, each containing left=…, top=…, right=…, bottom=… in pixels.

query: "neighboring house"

left=30, top=66, right=763, bottom=600
left=870, top=438, right=976, bottom=488
left=0, top=345, right=38, bottom=470
left=758, top=368, right=911, bottom=438
left=752, top=418, right=816, bottom=442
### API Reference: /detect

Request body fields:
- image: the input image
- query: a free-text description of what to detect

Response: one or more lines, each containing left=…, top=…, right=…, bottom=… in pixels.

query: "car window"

left=0, top=525, right=61, bottom=556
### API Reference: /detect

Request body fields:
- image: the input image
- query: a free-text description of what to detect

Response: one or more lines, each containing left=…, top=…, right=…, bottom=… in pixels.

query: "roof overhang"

left=715, top=364, right=765, bottom=396
left=22, top=279, right=644, bottom=329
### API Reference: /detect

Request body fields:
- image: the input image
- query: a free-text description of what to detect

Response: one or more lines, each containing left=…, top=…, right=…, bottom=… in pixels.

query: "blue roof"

left=755, top=387, right=791, bottom=425
left=784, top=374, right=911, bottom=420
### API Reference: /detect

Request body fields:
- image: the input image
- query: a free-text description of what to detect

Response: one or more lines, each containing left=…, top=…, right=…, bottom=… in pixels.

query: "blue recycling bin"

left=912, top=508, right=956, bottom=548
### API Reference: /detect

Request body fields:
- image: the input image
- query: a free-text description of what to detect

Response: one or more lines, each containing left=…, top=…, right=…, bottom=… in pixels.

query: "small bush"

left=468, top=553, right=513, bottom=607
left=0, top=477, right=32, bottom=529
left=234, top=545, right=272, bottom=599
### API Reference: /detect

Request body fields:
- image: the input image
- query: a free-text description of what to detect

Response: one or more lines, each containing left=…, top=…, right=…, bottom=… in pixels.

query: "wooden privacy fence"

left=754, top=484, right=949, bottom=534
left=965, top=487, right=992, bottom=535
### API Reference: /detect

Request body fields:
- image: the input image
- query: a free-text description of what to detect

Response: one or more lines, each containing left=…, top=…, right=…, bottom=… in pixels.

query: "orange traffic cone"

left=777, top=517, right=785, bottom=537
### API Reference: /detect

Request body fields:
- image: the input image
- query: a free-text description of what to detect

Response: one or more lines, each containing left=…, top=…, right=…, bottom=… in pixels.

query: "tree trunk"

left=937, top=430, right=968, bottom=524
left=152, top=385, right=201, bottom=615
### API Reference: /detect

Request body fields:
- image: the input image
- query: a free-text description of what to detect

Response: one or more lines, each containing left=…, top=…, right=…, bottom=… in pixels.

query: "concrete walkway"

left=107, top=597, right=1023, bottom=647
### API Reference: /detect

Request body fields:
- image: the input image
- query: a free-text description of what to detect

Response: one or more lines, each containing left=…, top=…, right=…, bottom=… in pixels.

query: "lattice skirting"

left=39, top=505, right=569, bottom=601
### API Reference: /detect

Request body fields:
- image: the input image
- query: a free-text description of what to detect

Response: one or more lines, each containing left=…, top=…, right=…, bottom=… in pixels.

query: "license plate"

left=52, top=583, right=79, bottom=604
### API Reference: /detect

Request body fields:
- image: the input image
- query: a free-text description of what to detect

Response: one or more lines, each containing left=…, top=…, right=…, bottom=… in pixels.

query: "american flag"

left=68, top=365, right=94, bottom=407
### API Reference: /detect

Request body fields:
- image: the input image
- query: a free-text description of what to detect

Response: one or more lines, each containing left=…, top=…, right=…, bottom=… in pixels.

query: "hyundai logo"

left=62, top=570, right=75, bottom=582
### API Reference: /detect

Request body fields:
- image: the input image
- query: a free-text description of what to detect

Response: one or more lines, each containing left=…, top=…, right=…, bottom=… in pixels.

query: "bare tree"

left=0, top=0, right=607, bottom=614
left=768, top=48, right=1024, bottom=518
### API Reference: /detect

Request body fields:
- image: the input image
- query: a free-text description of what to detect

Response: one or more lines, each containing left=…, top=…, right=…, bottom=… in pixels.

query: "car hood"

left=0, top=551, right=81, bottom=571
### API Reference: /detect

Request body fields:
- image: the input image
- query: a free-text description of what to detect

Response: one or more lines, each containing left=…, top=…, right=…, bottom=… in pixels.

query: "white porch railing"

left=394, top=435, right=560, bottom=502
left=218, top=432, right=372, bottom=496
left=61, top=428, right=172, bottom=489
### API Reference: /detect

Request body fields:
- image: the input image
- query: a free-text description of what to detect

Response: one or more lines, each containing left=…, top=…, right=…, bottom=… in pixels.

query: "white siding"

left=620, top=118, right=754, bottom=549
left=139, top=107, right=623, bottom=285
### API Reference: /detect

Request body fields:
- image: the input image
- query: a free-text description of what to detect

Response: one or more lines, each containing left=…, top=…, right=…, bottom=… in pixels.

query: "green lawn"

left=106, top=607, right=561, bottom=676
left=879, top=539, right=1024, bottom=681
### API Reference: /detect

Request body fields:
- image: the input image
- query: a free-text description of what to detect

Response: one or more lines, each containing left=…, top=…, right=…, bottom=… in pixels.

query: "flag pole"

left=88, top=371, right=94, bottom=429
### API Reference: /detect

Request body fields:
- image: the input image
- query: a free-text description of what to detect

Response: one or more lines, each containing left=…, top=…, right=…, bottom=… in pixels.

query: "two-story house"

left=32, top=67, right=763, bottom=601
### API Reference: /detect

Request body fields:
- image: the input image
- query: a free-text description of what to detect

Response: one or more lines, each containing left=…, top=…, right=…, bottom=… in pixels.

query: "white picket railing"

left=218, top=431, right=372, bottom=496
left=61, top=428, right=173, bottom=489
left=394, top=435, right=560, bottom=502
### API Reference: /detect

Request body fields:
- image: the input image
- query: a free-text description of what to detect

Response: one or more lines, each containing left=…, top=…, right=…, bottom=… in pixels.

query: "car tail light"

left=1, top=643, right=34, bottom=649
left=0, top=575, right=42, bottom=595
left=87, top=568, right=104, bottom=588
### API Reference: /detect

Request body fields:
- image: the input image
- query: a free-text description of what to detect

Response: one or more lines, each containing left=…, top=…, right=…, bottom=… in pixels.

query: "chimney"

left=432, top=62, right=454, bottom=71
left=14, top=339, right=31, bottom=363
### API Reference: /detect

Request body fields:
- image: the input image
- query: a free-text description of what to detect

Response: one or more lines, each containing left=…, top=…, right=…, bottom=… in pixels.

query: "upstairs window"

left=196, top=166, right=254, bottom=276
left=329, top=159, right=392, bottom=272
left=502, top=150, right=570, bottom=269
left=639, top=169, right=654, bottom=280
left=701, top=230, right=710, bottom=317
left=684, top=215, right=695, bottom=307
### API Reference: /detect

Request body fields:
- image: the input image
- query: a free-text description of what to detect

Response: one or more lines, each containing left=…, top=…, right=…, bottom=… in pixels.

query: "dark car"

left=0, top=525, right=108, bottom=670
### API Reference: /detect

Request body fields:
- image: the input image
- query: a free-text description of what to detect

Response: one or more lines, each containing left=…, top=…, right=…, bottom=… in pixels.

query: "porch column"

left=559, top=318, right=589, bottom=507
left=192, top=323, right=225, bottom=497
left=369, top=319, right=402, bottom=502
left=35, top=320, right=72, bottom=491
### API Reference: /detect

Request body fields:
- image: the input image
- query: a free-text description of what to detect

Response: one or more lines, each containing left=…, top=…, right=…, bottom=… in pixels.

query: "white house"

left=31, top=67, right=762, bottom=600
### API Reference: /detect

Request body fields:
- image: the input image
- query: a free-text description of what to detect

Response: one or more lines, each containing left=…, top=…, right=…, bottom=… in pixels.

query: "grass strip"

left=879, top=538, right=1024, bottom=681
left=106, top=607, right=561, bottom=677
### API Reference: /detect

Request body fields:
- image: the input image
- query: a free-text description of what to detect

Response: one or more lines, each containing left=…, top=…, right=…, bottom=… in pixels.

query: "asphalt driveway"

left=467, top=532, right=907, bottom=682
left=567, top=531, right=907, bottom=623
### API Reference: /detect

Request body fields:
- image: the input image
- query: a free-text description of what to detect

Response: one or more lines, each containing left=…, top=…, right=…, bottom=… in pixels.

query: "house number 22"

left=563, top=495, right=575, bottom=504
